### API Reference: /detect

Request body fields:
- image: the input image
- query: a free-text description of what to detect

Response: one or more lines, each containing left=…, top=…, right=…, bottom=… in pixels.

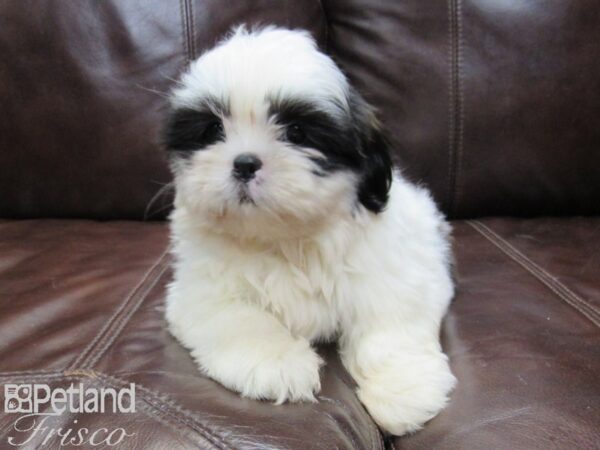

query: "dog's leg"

left=167, top=297, right=322, bottom=404
left=340, top=315, right=456, bottom=436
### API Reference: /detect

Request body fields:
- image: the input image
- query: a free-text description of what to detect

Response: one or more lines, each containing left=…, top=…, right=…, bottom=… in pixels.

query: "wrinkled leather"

left=0, top=220, right=384, bottom=450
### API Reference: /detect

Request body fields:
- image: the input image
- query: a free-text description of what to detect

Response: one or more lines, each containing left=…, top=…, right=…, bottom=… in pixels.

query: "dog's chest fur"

left=241, top=239, right=348, bottom=342
left=185, top=219, right=359, bottom=343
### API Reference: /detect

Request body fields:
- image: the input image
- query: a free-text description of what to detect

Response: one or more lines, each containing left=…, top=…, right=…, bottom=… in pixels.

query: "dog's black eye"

left=165, top=109, right=227, bottom=155
left=203, top=121, right=224, bottom=143
left=285, top=124, right=306, bottom=145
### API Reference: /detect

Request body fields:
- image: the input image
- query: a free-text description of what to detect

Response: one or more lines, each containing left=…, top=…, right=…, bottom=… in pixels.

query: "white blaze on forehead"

left=171, top=26, right=350, bottom=119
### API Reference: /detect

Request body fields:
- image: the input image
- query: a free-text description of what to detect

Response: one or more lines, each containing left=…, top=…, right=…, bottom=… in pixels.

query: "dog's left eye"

left=285, top=124, right=306, bottom=145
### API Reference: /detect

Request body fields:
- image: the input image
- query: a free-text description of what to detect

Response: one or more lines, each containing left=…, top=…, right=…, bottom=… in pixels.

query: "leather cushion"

left=1, top=218, right=599, bottom=448
left=399, top=218, right=600, bottom=449
left=0, top=0, right=326, bottom=220
left=2, top=1, right=599, bottom=220
left=324, top=0, right=600, bottom=218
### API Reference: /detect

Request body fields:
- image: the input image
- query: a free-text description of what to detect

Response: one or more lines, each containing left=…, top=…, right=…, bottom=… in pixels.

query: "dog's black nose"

left=233, top=153, right=262, bottom=181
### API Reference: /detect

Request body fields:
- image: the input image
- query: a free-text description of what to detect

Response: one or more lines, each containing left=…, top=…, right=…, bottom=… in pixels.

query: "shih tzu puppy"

left=164, top=26, right=455, bottom=436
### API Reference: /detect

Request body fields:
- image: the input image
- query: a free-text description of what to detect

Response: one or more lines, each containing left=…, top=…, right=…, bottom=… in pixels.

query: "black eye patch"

left=164, top=108, right=225, bottom=157
left=269, top=98, right=362, bottom=172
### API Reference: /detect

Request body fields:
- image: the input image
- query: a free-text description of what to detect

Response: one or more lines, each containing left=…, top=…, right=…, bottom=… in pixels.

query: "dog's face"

left=165, top=27, right=392, bottom=240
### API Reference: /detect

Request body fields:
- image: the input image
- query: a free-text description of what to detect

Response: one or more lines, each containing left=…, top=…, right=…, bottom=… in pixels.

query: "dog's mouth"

left=237, top=184, right=256, bottom=205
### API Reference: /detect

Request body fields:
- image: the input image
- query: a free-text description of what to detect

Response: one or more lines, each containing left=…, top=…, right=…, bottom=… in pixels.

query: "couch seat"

left=0, top=218, right=598, bottom=449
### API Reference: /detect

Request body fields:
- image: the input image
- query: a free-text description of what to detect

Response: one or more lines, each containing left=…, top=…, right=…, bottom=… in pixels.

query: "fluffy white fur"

left=166, top=26, right=456, bottom=436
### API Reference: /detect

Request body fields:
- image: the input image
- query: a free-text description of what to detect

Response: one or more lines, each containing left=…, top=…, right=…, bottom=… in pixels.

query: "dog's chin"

left=215, top=209, right=320, bottom=243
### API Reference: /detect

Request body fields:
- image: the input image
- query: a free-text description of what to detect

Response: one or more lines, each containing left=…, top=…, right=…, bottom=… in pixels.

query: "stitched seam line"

left=0, top=369, right=57, bottom=377
left=96, top=372, right=232, bottom=450
left=469, top=220, right=600, bottom=320
left=69, top=249, right=169, bottom=369
left=180, top=0, right=194, bottom=64
left=453, top=0, right=464, bottom=217
left=446, top=0, right=457, bottom=214
left=326, top=371, right=384, bottom=450
left=467, top=220, right=600, bottom=328
left=318, top=398, right=363, bottom=450
left=69, top=249, right=170, bottom=370
left=320, top=396, right=384, bottom=450
left=0, top=372, right=225, bottom=449
left=0, top=372, right=62, bottom=382
left=89, top=374, right=220, bottom=449
left=318, top=0, right=330, bottom=53
left=82, top=251, right=171, bottom=370
left=187, top=0, right=196, bottom=60
left=447, top=0, right=463, bottom=217
left=179, top=0, right=190, bottom=64
left=469, top=221, right=600, bottom=321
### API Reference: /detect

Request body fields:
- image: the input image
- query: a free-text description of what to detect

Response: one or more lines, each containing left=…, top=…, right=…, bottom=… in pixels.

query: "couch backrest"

left=1, top=0, right=598, bottom=220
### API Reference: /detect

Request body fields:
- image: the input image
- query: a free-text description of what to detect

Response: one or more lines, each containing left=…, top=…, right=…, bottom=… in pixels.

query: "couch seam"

left=446, top=0, right=464, bottom=217
left=467, top=220, right=600, bottom=328
left=320, top=396, right=383, bottom=450
left=187, top=0, right=197, bottom=60
left=446, top=0, right=455, bottom=214
left=91, top=374, right=222, bottom=449
left=453, top=0, right=464, bottom=217
left=0, top=369, right=379, bottom=450
left=180, top=0, right=195, bottom=64
left=68, top=248, right=170, bottom=370
left=179, top=0, right=190, bottom=64
left=325, top=371, right=385, bottom=450
left=469, top=220, right=600, bottom=320
left=318, top=0, right=330, bottom=53
left=0, top=370, right=63, bottom=380
left=96, top=372, right=232, bottom=450
left=83, top=251, right=171, bottom=370
left=0, top=369, right=57, bottom=377
left=0, top=372, right=225, bottom=449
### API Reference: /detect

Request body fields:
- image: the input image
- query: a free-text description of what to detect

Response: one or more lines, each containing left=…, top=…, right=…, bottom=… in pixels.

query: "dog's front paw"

left=239, top=340, right=323, bottom=404
left=357, top=352, right=456, bottom=436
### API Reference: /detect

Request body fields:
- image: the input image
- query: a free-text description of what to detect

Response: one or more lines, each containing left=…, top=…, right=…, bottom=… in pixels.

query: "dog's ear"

left=349, top=89, right=393, bottom=213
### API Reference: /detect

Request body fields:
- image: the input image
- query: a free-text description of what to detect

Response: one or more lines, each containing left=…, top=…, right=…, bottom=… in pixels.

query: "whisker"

left=162, top=74, right=185, bottom=86
left=135, top=83, right=171, bottom=99
left=144, top=182, right=175, bottom=220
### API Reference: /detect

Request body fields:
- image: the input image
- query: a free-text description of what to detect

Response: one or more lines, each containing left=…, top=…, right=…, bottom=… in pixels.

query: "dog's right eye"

left=203, top=121, right=224, bottom=143
left=165, top=109, right=225, bottom=153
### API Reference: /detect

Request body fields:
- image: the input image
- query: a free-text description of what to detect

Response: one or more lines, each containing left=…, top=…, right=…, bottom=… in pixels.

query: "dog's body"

left=165, top=26, right=455, bottom=436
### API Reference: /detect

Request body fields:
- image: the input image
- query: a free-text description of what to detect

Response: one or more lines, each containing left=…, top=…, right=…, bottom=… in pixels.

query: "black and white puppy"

left=165, top=26, right=455, bottom=436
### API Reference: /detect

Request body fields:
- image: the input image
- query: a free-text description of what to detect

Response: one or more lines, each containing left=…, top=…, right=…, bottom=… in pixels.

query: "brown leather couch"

left=1, top=1, right=599, bottom=449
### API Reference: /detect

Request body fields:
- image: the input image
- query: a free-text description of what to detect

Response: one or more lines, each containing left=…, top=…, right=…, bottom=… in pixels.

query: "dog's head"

left=165, top=26, right=392, bottom=240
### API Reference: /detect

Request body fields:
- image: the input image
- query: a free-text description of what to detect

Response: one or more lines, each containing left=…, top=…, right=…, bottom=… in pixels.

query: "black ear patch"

left=357, top=127, right=393, bottom=213
left=349, top=89, right=393, bottom=213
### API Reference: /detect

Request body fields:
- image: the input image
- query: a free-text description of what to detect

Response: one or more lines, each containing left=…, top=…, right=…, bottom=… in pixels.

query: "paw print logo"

left=4, top=384, right=33, bottom=413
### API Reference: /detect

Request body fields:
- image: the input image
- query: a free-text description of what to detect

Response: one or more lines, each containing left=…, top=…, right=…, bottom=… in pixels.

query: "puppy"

left=164, top=26, right=455, bottom=436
